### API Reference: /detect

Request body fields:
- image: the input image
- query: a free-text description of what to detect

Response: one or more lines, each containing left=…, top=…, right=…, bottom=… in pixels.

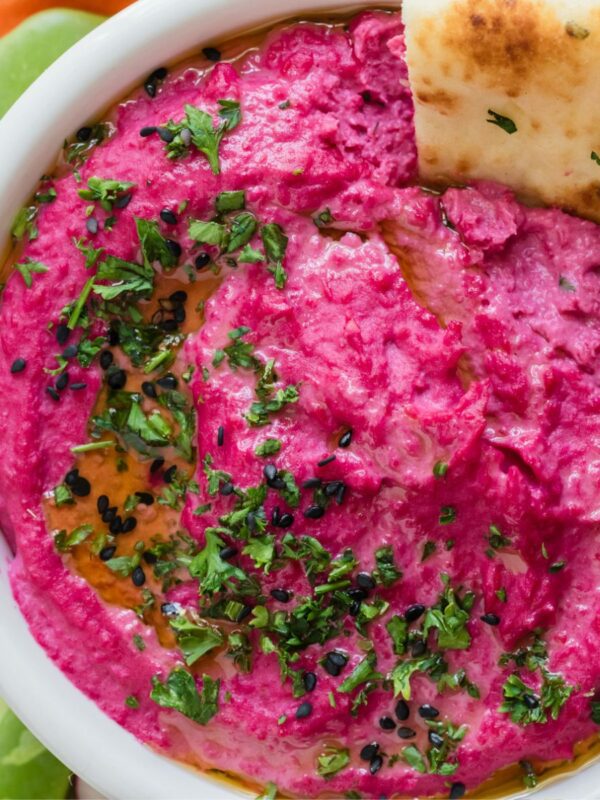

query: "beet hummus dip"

left=2, top=8, right=600, bottom=799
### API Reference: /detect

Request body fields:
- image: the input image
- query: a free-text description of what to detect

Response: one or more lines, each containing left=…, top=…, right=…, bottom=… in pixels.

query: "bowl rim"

left=0, top=0, right=598, bottom=798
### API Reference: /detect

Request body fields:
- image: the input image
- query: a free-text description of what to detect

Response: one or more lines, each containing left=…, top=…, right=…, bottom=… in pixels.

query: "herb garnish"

left=486, top=109, right=517, bottom=135
left=160, top=100, right=241, bottom=173
left=150, top=667, right=220, bottom=725
left=78, top=177, right=135, bottom=212
left=15, top=259, right=48, bottom=288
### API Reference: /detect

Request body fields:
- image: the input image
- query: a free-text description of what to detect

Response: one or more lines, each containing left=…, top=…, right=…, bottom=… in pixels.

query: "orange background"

left=0, top=0, right=134, bottom=35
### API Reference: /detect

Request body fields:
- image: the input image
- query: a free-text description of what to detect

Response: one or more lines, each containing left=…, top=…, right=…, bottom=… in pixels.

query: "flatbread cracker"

left=403, top=0, right=600, bottom=220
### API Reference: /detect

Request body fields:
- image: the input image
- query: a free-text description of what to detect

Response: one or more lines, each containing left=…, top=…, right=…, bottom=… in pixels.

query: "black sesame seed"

left=143, top=551, right=158, bottom=565
left=347, top=587, right=368, bottom=601
left=55, top=372, right=69, bottom=391
left=160, top=208, right=178, bottom=225
left=523, top=693, right=539, bottom=709
left=349, top=599, right=361, bottom=617
left=109, top=516, right=123, bottom=535
left=317, top=454, right=336, bottom=467
left=97, top=494, right=109, bottom=514
left=405, top=604, right=426, bottom=623
left=202, top=46, right=222, bottom=62
left=449, top=783, right=466, bottom=800
left=271, top=588, right=291, bottom=603
left=107, top=369, right=127, bottom=390
left=410, top=640, right=427, bottom=658
left=397, top=726, right=416, bottom=739
left=135, top=492, right=154, bottom=506
left=150, top=457, right=165, bottom=474
left=324, top=480, right=343, bottom=497
left=195, top=252, right=211, bottom=270
left=299, top=477, right=317, bottom=492
left=102, top=506, right=117, bottom=524
left=278, top=512, right=294, bottom=529
left=303, top=672, right=317, bottom=692
left=236, top=605, right=252, bottom=623
left=71, top=476, right=91, bottom=497
left=99, top=545, right=117, bottom=562
left=338, top=429, right=353, bottom=448
left=114, top=193, right=132, bottom=209
left=141, top=381, right=157, bottom=399
left=157, top=126, right=175, bottom=143
left=65, top=469, right=79, bottom=486
left=99, top=350, right=113, bottom=370
left=144, top=81, right=157, bottom=98
left=356, top=572, right=376, bottom=591
left=263, top=464, right=278, bottom=482
left=86, top=217, right=98, bottom=235
left=296, top=701, right=312, bottom=720
left=304, top=505, right=325, bottom=520
left=121, top=517, right=137, bottom=534
left=107, top=327, right=120, bottom=347
left=395, top=699, right=410, bottom=721
left=56, top=324, right=70, bottom=345
left=169, top=290, right=187, bottom=304
left=220, top=482, right=235, bottom=496
left=156, top=373, right=178, bottom=390
left=428, top=731, right=445, bottom=748
left=481, top=612, right=501, bottom=626
left=10, top=358, right=26, bottom=374
left=271, top=506, right=281, bottom=526
left=165, top=239, right=182, bottom=258
left=217, top=425, right=224, bottom=447
left=360, top=742, right=379, bottom=762
left=150, top=66, right=168, bottom=81
left=323, top=651, right=347, bottom=676
left=369, top=755, right=383, bottom=775
left=173, top=306, right=186, bottom=324
left=76, top=126, right=92, bottom=142
left=63, top=344, right=78, bottom=359
left=140, top=126, right=157, bottom=137
left=132, top=566, right=146, bottom=587
left=418, top=704, right=440, bottom=720
left=163, top=465, right=177, bottom=483
left=379, top=716, right=396, bottom=731
left=219, top=545, right=238, bottom=560
left=335, top=484, right=346, bottom=505
left=70, top=382, right=87, bottom=390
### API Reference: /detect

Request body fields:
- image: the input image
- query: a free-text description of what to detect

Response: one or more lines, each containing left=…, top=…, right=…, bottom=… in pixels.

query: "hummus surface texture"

left=2, top=9, right=600, bottom=800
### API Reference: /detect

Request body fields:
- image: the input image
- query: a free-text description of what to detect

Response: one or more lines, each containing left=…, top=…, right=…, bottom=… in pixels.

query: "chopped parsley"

left=188, top=529, right=248, bottom=595
left=316, top=745, right=350, bottom=779
left=373, top=546, right=402, bottom=587
left=11, top=205, right=38, bottom=241
left=54, top=524, right=94, bottom=552
left=170, top=615, right=224, bottom=665
left=161, top=100, right=241, bottom=173
left=433, top=460, right=448, bottom=478
left=78, top=177, right=135, bottom=212
left=150, top=667, right=220, bottom=725
left=423, top=579, right=475, bottom=650
left=136, top=217, right=178, bottom=269
left=439, top=506, right=457, bottom=525
left=255, top=438, right=282, bottom=457
left=486, top=109, right=517, bottom=135
left=261, top=223, right=288, bottom=289
left=15, top=259, right=48, bottom=288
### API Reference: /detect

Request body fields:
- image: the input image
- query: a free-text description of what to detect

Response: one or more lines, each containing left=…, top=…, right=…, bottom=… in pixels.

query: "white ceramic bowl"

left=0, top=1, right=599, bottom=798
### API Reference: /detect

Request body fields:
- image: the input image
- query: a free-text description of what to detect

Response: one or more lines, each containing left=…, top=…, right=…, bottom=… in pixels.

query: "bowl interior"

left=0, top=0, right=598, bottom=797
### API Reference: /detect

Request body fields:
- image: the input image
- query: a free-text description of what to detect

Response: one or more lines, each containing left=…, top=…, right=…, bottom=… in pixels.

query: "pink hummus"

left=2, top=9, right=600, bottom=799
